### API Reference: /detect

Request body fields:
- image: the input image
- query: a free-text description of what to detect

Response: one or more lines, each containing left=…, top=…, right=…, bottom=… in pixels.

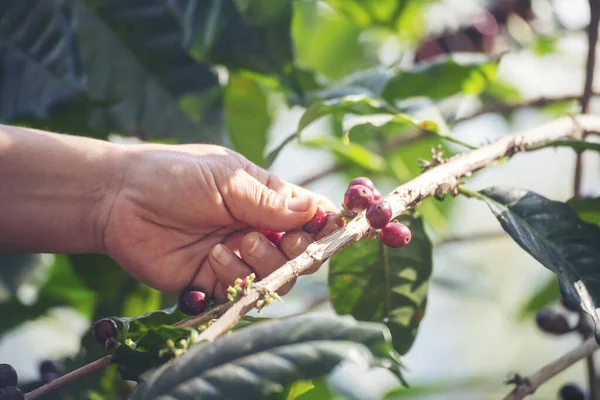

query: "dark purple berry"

left=536, top=309, right=571, bottom=335
left=380, top=222, right=412, bottom=248
left=344, top=185, right=375, bottom=212
left=265, top=231, right=283, bottom=247
left=0, top=387, right=23, bottom=400
left=178, top=288, right=207, bottom=315
left=0, top=364, right=17, bottom=388
left=39, top=360, right=64, bottom=376
left=348, top=177, right=375, bottom=192
left=92, top=318, right=118, bottom=346
left=559, top=383, right=585, bottom=400
left=366, top=200, right=393, bottom=229
left=302, top=205, right=327, bottom=234
left=372, top=188, right=381, bottom=201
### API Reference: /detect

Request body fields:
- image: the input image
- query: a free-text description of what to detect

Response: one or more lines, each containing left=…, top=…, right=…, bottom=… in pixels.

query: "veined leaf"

left=302, top=136, right=388, bottom=173
left=168, top=0, right=293, bottom=74
left=131, top=314, right=403, bottom=399
left=329, top=216, right=432, bottom=354
left=383, top=56, right=498, bottom=102
left=0, top=0, right=84, bottom=121
left=70, top=0, right=222, bottom=143
left=476, top=187, right=600, bottom=338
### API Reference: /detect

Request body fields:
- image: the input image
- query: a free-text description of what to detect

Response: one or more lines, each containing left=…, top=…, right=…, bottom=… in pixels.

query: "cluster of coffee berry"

left=0, top=364, right=22, bottom=399
left=343, top=177, right=411, bottom=248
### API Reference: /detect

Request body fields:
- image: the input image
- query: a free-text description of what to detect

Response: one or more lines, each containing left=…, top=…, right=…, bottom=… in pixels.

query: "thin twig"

left=25, top=355, right=112, bottom=400
left=435, top=231, right=506, bottom=246
left=25, top=302, right=232, bottom=399
left=503, top=337, right=599, bottom=400
left=574, top=0, right=600, bottom=199
left=197, top=115, right=600, bottom=343
left=577, top=2, right=600, bottom=397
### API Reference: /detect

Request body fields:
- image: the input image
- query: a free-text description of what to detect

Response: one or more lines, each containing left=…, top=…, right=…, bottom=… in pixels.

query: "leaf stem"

left=439, top=134, right=478, bottom=150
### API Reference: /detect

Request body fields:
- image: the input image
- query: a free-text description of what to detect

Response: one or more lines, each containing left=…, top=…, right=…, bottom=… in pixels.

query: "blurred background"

left=1, top=0, right=600, bottom=399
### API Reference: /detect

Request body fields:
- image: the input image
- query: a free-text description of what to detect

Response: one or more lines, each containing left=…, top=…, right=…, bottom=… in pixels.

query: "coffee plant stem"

left=25, top=355, right=112, bottom=400
left=574, top=0, right=600, bottom=200
left=503, top=337, right=599, bottom=400
left=197, top=115, right=600, bottom=343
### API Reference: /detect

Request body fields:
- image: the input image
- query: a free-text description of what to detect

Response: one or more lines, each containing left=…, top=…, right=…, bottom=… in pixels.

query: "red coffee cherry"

left=178, top=288, right=207, bottom=316
left=265, top=231, right=283, bottom=247
left=92, top=318, right=118, bottom=347
left=380, top=222, right=412, bottom=248
left=366, top=200, right=393, bottom=229
left=302, top=205, right=327, bottom=234
left=372, top=187, right=382, bottom=201
left=344, top=185, right=374, bottom=212
left=348, top=177, right=375, bottom=192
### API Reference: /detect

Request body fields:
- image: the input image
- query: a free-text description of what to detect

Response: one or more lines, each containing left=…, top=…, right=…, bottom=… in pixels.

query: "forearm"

left=0, top=125, right=126, bottom=253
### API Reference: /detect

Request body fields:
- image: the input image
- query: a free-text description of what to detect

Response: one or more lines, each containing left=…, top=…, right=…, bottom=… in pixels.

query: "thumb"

left=225, top=171, right=317, bottom=232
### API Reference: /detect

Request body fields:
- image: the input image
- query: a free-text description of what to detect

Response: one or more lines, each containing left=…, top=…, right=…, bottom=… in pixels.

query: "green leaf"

left=475, top=187, right=600, bottom=339
left=225, top=74, right=271, bottom=165
left=530, top=35, right=558, bottom=57
left=130, top=314, right=403, bottom=399
left=298, top=94, right=395, bottom=137
left=173, top=0, right=293, bottom=74
left=329, top=215, right=433, bottom=354
left=111, top=306, right=187, bottom=342
left=70, top=0, right=222, bottom=143
left=295, top=380, right=338, bottom=400
left=517, top=277, right=560, bottom=320
left=383, top=56, right=498, bottom=102
left=293, top=1, right=370, bottom=80
left=0, top=1, right=84, bottom=122
left=112, top=325, right=199, bottom=382
left=567, top=197, right=600, bottom=227
left=302, top=136, right=388, bottom=173
left=122, top=284, right=163, bottom=318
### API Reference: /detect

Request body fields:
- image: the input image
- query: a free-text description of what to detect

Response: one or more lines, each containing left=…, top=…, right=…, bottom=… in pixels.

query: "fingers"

left=222, top=170, right=318, bottom=232
left=207, top=243, right=253, bottom=303
left=239, top=232, right=296, bottom=295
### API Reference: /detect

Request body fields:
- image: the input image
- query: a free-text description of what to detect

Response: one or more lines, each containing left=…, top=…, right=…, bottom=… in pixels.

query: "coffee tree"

left=1, top=0, right=600, bottom=399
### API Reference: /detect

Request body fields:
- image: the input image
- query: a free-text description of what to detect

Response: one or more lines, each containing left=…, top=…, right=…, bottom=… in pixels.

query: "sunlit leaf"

left=225, top=73, right=272, bottom=165
left=302, top=136, right=388, bottom=173
left=383, top=56, right=498, bottom=102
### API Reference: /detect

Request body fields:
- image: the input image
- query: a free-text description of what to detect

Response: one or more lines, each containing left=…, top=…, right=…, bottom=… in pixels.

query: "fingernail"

left=287, top=197, right=311, bottom=212
left=291, top=234, right=308, bottom=256
left=248, top=235, right=267, bottom=258
left=211, top=244, right=231, bottom=265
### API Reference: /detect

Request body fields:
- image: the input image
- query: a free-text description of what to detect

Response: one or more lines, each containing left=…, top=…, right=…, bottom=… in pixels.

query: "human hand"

left=102, top=143, right=341, bottom=300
